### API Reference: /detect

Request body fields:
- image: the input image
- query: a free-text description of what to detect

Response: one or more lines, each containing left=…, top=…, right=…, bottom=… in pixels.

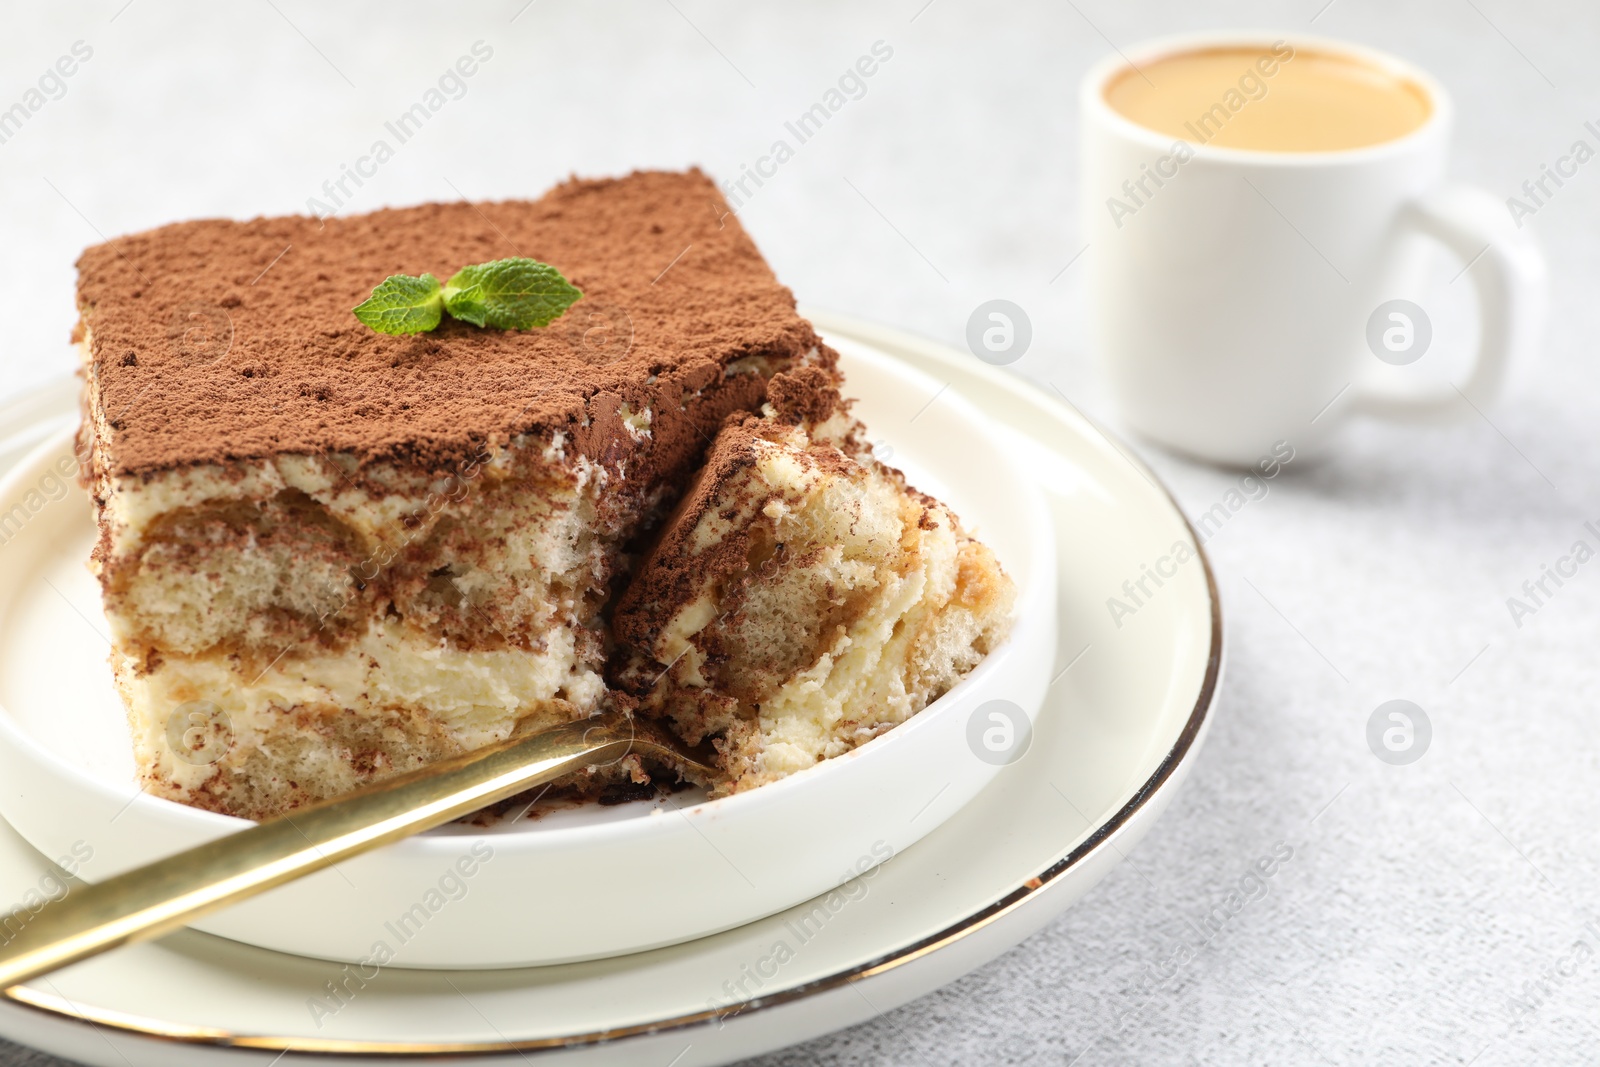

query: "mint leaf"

left=353, top=273, right=444, bottom=335
left=350, top=259, right=581, bottom=335
left=444, top=258, right=582, bottom=330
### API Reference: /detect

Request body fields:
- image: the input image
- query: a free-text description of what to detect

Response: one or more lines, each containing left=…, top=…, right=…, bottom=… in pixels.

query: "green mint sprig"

left=352, top=257, right=582, bottom=335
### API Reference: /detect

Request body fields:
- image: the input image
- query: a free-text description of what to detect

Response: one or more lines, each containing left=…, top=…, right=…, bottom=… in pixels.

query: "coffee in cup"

left=1080, top=32, right=1545, bottom=466
left=1103, top=43, right=1432, bottom=153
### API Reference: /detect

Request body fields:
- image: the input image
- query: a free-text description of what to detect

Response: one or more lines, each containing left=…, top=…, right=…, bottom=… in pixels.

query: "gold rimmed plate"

left=0, top=312, right=1221, bottom=1066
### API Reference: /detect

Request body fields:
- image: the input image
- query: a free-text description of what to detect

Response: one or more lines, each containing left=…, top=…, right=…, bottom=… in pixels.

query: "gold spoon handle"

left=0, top=715, right=659, bottom=990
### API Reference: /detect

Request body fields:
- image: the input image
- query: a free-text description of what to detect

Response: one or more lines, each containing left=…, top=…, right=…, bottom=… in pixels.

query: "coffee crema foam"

left=1105, top=43, right=1431, bottom=152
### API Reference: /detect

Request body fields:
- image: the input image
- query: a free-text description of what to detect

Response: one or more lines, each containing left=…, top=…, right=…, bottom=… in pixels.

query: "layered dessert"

left=74, top=169, right=1014, bottom=820
left=612, top=367, right=1014, bottom=793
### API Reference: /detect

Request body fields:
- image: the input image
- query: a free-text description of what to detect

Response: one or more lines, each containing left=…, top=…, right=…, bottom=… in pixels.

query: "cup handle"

left=1353, top=185, right=1546, bottom=423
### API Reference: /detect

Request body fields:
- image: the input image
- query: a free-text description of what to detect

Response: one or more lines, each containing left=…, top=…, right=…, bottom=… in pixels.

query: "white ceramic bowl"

left=0, top=340, right=1056, bottom=968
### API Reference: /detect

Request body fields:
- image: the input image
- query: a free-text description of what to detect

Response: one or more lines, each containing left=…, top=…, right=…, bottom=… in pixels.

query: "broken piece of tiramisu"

left=611, top=366, right=1014, bottom=793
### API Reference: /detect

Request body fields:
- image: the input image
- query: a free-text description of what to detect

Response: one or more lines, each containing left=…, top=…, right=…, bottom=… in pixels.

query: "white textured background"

left=2, top=1, right=1597, bottom=1064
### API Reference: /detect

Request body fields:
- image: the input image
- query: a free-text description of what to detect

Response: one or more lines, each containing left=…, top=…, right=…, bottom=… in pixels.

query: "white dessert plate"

left=0, top=312, right=1221, bottom=1066
left=0, top=333, right=1058, bottom=968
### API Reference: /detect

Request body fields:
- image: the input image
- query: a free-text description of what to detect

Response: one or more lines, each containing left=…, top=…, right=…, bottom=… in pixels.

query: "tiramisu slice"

left=611, top=367, right=1015, bottom=794
left=76, top=170, right=830, bottom=819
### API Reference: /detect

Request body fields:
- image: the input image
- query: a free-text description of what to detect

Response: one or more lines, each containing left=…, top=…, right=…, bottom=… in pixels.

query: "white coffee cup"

left=1080, top=31, right=1545, bottom=467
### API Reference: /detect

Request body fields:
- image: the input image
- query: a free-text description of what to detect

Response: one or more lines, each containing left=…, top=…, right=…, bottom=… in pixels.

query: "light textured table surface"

left=2, top=2, right=1597, bottom=1064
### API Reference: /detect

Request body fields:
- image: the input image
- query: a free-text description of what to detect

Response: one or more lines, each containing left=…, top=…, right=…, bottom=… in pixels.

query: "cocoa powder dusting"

left=75, top=169, right=834, bottom=481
